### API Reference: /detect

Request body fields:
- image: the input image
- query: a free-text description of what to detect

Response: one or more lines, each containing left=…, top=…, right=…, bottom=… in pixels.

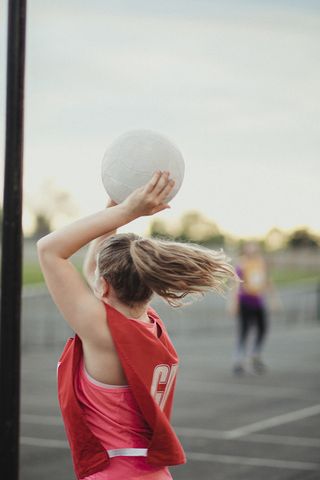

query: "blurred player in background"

left=229, top=241, right=277, bottom=375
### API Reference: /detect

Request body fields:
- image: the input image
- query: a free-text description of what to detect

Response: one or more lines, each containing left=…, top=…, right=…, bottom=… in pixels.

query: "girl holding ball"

left=37, top=171, right=238, bottom=480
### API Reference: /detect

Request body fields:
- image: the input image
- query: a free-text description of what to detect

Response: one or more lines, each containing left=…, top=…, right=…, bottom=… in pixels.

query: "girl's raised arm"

left=82, top=199, right=117, bottom=291
left=37, top=172, right=174, bottom=344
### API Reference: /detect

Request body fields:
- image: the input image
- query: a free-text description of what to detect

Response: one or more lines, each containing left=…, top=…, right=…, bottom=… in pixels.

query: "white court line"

left=227, top=404, right=320, bottom=439
left=178, top=381, right=303, bottom=398
left=175, top=427, right=320, bottom=448
left=186, top=452, right=319, bottom=471
left=21, top=414, right=320, bottom=448
left=175, top=427, right=229, bottom=440
left=241, top=433, right=320, bottom=448
left=19, top=437, right=320, bottom=471
left=21, top=436, right=68, bottom=448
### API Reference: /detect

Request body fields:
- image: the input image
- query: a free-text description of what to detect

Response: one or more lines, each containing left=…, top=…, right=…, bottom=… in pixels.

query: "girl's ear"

left=93, top=276, right=109, bottom=299
left=100, top=277, right=109, bottom=296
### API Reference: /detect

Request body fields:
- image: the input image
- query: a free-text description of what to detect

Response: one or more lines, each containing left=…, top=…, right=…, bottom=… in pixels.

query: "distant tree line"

left=149, top=212, right=320, bottom=251
left=149, top=211, right=225, bottom=247
left=0, top=199, right=319, bottom=251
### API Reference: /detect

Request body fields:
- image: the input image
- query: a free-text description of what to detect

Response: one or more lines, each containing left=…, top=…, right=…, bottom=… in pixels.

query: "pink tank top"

left=75, top=314, right=158, bottom=456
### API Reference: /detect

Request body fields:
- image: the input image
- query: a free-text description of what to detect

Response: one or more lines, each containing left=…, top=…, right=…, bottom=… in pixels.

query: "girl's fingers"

left=141, top=171, right=174, bottom=214
left=158, top=179, right=175, bottom=202
left=144, top=171, right=162, bottom=194
left=152, top=171, right=170, bottom=195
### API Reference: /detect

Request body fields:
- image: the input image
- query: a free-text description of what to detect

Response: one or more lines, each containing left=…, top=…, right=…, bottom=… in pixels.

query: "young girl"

left=230, top=241, right=274, bottom=375
left=37, top=171, right=237, bottom=480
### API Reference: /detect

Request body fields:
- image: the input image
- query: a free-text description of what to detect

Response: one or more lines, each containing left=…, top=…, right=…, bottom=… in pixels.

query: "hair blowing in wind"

left=131, top=237, right=238, bottom=306
left=98, top=233, right=239, bottom=307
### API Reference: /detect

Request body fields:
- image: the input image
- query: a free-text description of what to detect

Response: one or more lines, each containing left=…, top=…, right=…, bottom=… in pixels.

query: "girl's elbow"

left=36, top=238, right=55, bottom=259
left=36, top=237, right=49, bottom=254
left=36, top=238, right=47, bottom=253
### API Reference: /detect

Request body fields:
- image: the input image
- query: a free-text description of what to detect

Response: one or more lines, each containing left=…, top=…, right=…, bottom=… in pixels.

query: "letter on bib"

left=151, top=364, right=178, bottom=410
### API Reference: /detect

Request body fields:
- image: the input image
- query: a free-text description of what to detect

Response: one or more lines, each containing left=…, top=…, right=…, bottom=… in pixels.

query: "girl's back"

left=81, top=304, right=155, bottom=386
left=75, top=310, right=172, bottom=480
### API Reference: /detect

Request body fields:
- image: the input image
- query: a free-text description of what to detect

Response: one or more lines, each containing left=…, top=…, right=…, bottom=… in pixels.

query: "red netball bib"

left=57, top=302, right=186, bottom=480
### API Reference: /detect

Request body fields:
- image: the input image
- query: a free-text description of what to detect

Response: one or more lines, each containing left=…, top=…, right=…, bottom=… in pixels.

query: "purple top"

left=236, top=266, right=265, bottom=308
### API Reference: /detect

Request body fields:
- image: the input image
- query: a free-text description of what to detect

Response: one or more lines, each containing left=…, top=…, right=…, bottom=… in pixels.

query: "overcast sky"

left=1, top=0, right=319, bottom=237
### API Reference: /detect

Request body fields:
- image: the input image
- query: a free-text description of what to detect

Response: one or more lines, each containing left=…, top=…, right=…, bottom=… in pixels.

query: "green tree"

left=33, top=213, right=51, bottom=239
left=28, top=179, right=78, bottom=240
left=177, top=211, right=224, bottom=246
left=287, top=228, right=319, bottom=249
left=265, top=227, right=287, bottom=251
left=150, top=210, right=225, bottom=246
left=149, top=218, right=174, bottom=240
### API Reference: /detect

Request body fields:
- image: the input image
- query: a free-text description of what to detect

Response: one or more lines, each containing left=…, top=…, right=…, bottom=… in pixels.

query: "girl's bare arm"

left=82, top=200, right=117, bottom=290
left=37, top=172, right=174, bottom=343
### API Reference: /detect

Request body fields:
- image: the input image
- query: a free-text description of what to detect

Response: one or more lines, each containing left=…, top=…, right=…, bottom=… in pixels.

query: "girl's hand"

left=121, top=171, right=175, bottom=218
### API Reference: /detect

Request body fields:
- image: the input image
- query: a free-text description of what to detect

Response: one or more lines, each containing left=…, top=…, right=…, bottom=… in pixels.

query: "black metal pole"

left=0, top=1, right=27, bottom=478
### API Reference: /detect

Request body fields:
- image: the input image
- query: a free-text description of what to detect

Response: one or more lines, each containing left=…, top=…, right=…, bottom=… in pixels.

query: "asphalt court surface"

left=20, top=319, right=320, bottom=479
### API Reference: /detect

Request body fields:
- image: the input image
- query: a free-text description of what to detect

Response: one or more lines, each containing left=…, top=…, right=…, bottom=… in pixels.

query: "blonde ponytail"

left=129, top=237, right=238, bottom=307
left=98, top=233, right=238, bottom=308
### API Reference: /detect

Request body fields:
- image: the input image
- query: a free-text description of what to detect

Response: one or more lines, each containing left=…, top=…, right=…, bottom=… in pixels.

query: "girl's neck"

left=103, top=297, right=150, bottom=323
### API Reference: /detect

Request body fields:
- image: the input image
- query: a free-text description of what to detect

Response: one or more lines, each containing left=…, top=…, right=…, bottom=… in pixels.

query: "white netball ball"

left=101, top=129, right=185, bottom=204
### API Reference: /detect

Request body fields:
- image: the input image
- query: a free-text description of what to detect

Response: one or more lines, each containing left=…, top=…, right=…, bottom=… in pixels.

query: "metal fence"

left=21, top=282, right=320, bottom=351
